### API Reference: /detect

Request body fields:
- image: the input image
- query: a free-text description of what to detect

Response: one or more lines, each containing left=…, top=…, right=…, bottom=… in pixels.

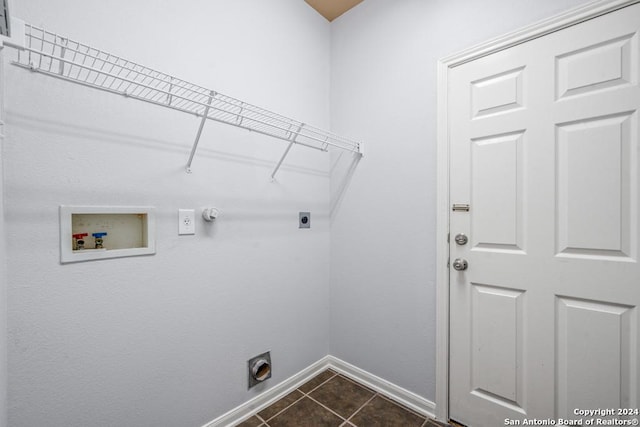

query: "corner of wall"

left=0, top=48, right=8, bottom=427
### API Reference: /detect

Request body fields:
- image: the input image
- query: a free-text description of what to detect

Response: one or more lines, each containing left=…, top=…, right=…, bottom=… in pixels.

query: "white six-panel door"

left=449, top=4, right=640, bottom=426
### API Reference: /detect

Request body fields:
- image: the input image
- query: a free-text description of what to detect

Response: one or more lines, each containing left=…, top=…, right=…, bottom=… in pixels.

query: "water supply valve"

left=72, top=233, right=88, bottom=250
left=92, top=232, right=108, bottom=249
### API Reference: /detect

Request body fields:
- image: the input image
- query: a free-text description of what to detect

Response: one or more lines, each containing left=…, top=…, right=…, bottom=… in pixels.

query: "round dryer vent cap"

left=251, top=358, right=271, bottom=381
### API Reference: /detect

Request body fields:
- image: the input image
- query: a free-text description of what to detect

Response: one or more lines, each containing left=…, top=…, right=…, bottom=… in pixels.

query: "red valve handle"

left=72, top=233, right=88, bottom=239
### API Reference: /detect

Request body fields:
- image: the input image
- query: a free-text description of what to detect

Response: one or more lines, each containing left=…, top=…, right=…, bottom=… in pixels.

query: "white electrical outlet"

left=178, top=209, right=195, bottom=235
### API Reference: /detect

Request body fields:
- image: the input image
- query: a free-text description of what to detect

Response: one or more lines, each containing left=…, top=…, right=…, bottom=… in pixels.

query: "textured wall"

left=0, top=50, right=7, bottom=427
left=329, top=0, right=593, bottom=402
left=4, top=1, right=331, bottom=426
left=2, top=0, right=604, bottom=425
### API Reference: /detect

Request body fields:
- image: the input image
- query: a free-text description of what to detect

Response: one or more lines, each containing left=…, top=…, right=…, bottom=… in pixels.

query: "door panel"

left=470, top=283, right=525, bottom=409
left=449, top=4, right=640, bottom=426
left=556, top=34, right=636, bottom=100
left=555, top=297, right=635, bottom=415
left=472, top=67, right=525, bottom=118
left=556, top=112, right=635, bottom=258
left=471, top=131, right=525, bottom=252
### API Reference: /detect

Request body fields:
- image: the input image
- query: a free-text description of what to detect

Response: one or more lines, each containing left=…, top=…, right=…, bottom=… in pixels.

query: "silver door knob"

left=452, top=258, right=468, bottom=271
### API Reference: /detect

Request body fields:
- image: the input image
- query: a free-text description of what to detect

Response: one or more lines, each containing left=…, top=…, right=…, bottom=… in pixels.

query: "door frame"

left=434, top=0, right=639, bottom=422
left=0, top=49, right=7, bottom=427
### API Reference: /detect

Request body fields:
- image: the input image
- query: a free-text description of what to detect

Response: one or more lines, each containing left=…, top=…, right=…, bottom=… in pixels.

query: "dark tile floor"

left=235, top=369, right=451, bottom=427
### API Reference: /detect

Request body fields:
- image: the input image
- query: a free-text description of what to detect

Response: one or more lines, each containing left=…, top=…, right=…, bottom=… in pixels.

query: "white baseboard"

left=202, top=356, right=330, bottom=427
left=202, top=355, right=436, bottom=427
left=326, top=356, right=436, bottom=419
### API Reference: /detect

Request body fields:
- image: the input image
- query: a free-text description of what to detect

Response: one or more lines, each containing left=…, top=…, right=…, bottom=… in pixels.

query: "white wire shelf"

left=11, top=23, right=364, bottom=176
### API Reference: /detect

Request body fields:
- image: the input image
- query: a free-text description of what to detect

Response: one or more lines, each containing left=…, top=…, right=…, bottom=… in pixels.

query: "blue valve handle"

left=92, top=232, right=108, bottom=238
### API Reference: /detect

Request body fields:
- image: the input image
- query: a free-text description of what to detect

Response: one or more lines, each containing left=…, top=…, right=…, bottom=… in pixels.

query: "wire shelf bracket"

left=186, top=90, right=215, bottom=174
left=9, top=20, right=364, bottom=178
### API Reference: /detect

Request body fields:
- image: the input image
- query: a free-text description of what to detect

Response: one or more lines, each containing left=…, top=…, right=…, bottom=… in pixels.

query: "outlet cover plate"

left=179, top=209, right=195, bottom=235
left=299, top=212, right=310, bottom=229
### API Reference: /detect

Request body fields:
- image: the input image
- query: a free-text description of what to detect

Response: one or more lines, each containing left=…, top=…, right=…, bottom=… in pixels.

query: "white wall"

left=3, top=0, right=606, bottom=425
left=329, top=0, right=593, bottom=402
left=0, top=50, right=7, bottom=427
left=5, top=1, right=331, bottom=426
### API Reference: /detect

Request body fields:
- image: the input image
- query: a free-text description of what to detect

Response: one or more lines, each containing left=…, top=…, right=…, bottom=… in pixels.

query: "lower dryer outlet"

left=248, top=351, right=272, bottom=388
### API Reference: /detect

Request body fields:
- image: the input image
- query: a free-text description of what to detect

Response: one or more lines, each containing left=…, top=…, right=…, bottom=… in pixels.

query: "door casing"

left=434, top=0, right=640, bottom=422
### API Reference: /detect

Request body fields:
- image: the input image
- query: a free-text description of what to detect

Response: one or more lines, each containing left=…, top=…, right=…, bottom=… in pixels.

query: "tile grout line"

left=239, top=369, right=443, bottom=427
left=255, top=413, right=268, bottom=426
left=305, top=392, right=349, bottom=423
left=335, top=373, right=376, bottom=394
left=262, top=371, right=338, bottom=424
left=335, top=371, right=433, bottom=422
left=344, top=391, right=379, bottom=425
left=339, top=375, right=430, bottom=425
left=375, top=391, right=430, bottom=420
left=303, top=371, right=339, bottom=395
left=255, top=414, right=266, bottom=424
left=261, top=391, right=305, bottom=424
left=301, top=371, right=378, bottom=424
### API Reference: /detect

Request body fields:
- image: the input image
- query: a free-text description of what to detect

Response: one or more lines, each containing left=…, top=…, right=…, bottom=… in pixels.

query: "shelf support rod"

left=271, top=124, right=303, bottom=181
left=186, top=90, right=215, bottom=173
left=58, top=37, right=68, bottom=76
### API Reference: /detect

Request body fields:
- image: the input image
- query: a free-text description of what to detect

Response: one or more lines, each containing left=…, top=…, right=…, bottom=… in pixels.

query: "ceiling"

left=304, top=0, right=365, bottom=22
